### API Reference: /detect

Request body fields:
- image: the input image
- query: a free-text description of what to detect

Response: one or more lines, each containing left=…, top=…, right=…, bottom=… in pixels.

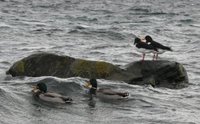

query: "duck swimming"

left=84, top=78, right=129, bottom=100
left=32, top=82, right=72, bottom=104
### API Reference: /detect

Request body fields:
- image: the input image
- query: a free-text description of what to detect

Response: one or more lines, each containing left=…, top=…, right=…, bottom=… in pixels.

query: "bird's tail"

left=161, top=46, right=172, bottom=51
left=167, top=47, right=173, bottom=51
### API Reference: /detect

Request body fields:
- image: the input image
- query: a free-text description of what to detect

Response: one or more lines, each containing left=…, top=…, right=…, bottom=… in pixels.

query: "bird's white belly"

left=136, top=48, right=155, bottom=54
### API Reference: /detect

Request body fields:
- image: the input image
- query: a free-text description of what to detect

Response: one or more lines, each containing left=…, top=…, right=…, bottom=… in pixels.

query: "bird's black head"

left=145, top=35, right=153, bottom=43
left=89, top=78, right=97, bottom=95
left=37, top=82, right=47, bottom=93
left=134, top=37, right=141, bottom=45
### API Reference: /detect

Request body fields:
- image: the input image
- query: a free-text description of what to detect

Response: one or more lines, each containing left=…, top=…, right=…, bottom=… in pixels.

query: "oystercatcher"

left=134, top=37, right=158, bottom=61
left=145, top=35, right=172, bottom=60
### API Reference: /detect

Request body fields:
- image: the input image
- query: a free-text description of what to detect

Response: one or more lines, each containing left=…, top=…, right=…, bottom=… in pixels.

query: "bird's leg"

left=142, top=53, right=145, bottom=62
left=156, top=53, right=158, bottom=60
left=153, top=53, right=155, bottom=61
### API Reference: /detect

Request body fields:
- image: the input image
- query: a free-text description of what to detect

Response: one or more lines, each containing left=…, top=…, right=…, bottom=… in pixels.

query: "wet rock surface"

left=125, top=61, right=188, bottom=89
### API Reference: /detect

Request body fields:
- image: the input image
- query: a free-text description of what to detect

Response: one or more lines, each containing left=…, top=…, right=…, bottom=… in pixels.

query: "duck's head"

left=84, top=78, right=98, bottom=95
left=145, top=35, right=153, bottom=43
left=90, top=78, right=97, bottom=88
left=36, top=82, right=47, bottom=93
left=134, top=37, right=141, bottom=45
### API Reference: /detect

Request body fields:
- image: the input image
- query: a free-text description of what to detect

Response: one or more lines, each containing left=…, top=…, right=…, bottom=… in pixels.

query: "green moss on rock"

left=13, top=61, right=25, bottom=75
left=147, top=77, right=156, bottom=87
left=70, top=59, right=117, bottom=78
left=70, top=59, right=95, bottom=77
left=95, top=61, right=115, bottom=78
left=178, top=64, right=185, bottom=78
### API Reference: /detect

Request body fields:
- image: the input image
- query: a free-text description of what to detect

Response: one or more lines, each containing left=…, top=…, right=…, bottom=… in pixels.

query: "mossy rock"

left=96, top=61, right=115, bottom=78
left=7, top=53, right=75, bottom=77
left=70, top=59, right=119, bottom=78
left=8, top=61, right=25, bottom=76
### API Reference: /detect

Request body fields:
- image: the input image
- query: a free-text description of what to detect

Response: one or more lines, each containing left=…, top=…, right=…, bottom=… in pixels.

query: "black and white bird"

left=134, top=37, right=158, bottom=61
left=145, top=35, right=172, bottom=60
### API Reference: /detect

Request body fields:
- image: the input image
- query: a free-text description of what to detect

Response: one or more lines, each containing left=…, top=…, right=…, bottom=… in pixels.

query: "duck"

left=134, top=37, right=158, bottom=61
left=145, top=35, right=172, bottom=60
left=32, top=82, right=72, bottom=104
left=83, top=78, right=129, bottom=100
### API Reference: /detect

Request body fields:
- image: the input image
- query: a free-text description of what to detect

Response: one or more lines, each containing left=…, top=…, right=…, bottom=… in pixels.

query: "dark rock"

left=6, top=52, right=121, bottom=79
left=125, top=61, right=188, bottom=89
left=6, top=53, right=75, bottom=78
left=6, top=52, right=189, bottom=89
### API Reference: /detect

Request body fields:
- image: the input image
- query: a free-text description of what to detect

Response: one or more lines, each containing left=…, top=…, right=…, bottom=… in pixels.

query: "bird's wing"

left=152, top=41, right=172, bottom=51
left=44, top=92, right=63, bottom=98
left=136, top=42, right=157, bottom=51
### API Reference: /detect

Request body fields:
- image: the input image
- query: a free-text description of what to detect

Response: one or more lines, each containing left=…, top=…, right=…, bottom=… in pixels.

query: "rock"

left=6, top=52, right=121, bottom=79
left=6, top=52, right=189, bottom=89
left=6, top=53, right=75, bottom=77
left=125, top=60, right=188, bottom=89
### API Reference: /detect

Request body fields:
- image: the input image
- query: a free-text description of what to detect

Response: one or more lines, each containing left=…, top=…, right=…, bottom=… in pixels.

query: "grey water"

left=0, top=0, right=200, bottom=124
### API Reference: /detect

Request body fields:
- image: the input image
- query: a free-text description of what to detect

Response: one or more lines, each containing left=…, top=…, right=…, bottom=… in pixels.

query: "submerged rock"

left=6, top=52, right=188, bottom=89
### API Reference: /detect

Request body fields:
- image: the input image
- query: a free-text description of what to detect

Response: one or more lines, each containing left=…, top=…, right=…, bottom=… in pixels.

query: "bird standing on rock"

left=134, top=37, right=158, bottom=61
left=145, top=35, right=172, bottom=60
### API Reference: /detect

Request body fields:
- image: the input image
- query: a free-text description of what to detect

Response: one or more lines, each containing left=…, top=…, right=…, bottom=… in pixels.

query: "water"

left=0, top=0, right=200, bottom=123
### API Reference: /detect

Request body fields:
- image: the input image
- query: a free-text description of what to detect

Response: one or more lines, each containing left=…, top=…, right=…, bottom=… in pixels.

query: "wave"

left=68, top=26, right=126, bottom=40
left=128, top=7, right=178, bottom=16
left=128, top=7, right=149, bottom=13
left=0, top=23, right=11, bottom=29
left=179, top=19, right=193, bottom=23
left=76, top=16, right=98, bottom=22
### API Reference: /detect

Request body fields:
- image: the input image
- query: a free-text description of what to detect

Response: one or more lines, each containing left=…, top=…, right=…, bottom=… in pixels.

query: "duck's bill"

left=31, top=85, right=36, bottom=88
left=31, top=85, right=38, bottom=90
left=83, top=82, right=92, bottom=89
left=31, top=85, right=38, bottom=93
